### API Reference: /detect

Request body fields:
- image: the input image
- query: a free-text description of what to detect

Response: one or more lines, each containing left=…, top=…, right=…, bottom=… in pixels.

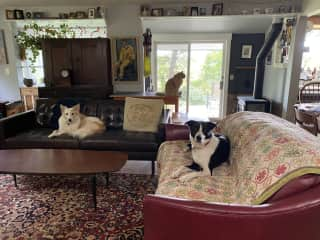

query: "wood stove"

left=237, top=96, right=270, bottom=112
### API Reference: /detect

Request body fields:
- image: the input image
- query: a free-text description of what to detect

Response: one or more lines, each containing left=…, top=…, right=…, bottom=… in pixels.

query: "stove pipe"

left=253, top=19, right=283, bottom=99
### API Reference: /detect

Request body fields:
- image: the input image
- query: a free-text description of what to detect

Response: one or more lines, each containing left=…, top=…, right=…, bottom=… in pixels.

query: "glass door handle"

left=220, top=81, right=224, bottom=90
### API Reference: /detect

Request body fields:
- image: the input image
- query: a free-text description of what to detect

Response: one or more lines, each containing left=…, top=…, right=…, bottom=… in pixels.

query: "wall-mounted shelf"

left=141, top=13, right=300, bottom=33
left=5, top=18, right=106, bottom=28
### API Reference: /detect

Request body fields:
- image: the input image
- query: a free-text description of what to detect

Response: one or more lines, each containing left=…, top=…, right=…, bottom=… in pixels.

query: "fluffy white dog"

left=48, top=104, right=105, bottom=139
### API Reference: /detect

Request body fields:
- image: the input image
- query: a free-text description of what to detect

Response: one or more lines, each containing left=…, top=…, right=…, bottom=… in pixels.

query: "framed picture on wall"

left=112, top=37, right=139, bottom=82
left=241, top=44, right=253, bottom=59
left=88, top=8, right=95, bottom=19
left=0, top=30, right=8, bottom=65
left=212, top=3, right=223, bottom=15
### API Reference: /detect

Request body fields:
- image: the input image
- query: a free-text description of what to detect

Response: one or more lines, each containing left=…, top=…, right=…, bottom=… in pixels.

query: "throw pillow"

left=123, top=97, right=164, bottom=133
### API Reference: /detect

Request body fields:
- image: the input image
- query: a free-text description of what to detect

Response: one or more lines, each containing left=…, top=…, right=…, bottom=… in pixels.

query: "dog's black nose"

left=196, top=136, right=201, bottom=142
left=68, top=119, right=72, bottom=122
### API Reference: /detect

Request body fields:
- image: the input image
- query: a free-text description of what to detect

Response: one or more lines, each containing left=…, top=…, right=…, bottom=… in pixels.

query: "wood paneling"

left=41, top=38, right=113, bottom=98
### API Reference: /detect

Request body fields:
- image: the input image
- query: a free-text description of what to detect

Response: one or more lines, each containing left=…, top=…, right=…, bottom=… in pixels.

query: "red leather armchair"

left=144, top=124, right=320, bottom=240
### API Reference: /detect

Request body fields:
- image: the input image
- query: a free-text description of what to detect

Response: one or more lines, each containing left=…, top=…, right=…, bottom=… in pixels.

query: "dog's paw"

left=171, top=170, right=181, bottom=179
left=178, top=175, right=191, bottom=184
left=48, top=131, right=56, bottom=138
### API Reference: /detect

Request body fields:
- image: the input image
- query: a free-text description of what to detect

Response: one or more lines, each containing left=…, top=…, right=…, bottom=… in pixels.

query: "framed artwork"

left=212, top=3, right=223, bottom=15
left=14, top=9, right=24, bottom=19
left=241, top=44, right=253, bottom=59
left=0, top=30, right=8, bottom=65
left=88, top=8, right=95, bottom=19
left=191, top=7, right=198, bottom=16
left=112, top=37, right=139, bottom=82
left=151, top=8, right=163, bottom=16
left=5, top=10, right=15, bottom=19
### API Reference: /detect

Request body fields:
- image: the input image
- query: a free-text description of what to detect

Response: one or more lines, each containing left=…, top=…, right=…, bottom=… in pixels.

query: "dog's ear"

left=60, top=104, right=66, bottom=113
left=204, top=122, right=217, bottom=131
left=185, top=120, right=197, bottom=128
left=73, top=104, right=80, bottom=112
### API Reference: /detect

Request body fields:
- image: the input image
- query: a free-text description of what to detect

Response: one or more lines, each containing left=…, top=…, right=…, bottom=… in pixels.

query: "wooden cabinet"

left=20, top=87, right=39, bottom=111
left=41, top=38, right=112, bottom=97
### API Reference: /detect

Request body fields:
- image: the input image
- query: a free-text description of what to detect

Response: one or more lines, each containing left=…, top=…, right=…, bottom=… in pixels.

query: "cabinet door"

left=42, top=39, right=72, bottom=87
left=71, top=39, right=112, bottom=87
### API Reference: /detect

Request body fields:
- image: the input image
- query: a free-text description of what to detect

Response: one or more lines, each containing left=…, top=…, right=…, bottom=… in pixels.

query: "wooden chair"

left=299, top=81, right=320, bottom=103
left=294, top=107, right=319, bottom=136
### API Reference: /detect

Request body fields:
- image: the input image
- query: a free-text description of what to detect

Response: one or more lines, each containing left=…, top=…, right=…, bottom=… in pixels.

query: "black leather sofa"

left=0, top=98, right=169, bottom=175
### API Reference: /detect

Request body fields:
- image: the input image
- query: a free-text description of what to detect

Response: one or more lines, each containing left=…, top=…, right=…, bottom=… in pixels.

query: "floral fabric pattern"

left=156, top=111, right=320, bottom=205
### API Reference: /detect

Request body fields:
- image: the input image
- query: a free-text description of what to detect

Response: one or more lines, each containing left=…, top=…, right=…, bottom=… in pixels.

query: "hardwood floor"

left=118, top=160, right=158, bottom=175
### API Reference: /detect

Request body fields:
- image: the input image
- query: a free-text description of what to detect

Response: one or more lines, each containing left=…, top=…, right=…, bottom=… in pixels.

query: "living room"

left=1, top=0, right=320, bottom=239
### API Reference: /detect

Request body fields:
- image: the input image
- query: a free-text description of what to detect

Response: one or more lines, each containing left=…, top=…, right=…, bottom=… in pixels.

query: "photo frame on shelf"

left=112, top=37, right=139, bottom=82
left=151, top=8, right=163, bottom=16
left=5, top=10, right=15, bottom=19
left=88, top=8, right=95, bottom=19
left=0, top=30, right=8, bottom=65
left=241, top=44, right=253, bottom=59
left=212, top=3, right=223, bottom=16
left=191, top=7, right=198, bottom=16
left=14, top=9, right=24, bottom=19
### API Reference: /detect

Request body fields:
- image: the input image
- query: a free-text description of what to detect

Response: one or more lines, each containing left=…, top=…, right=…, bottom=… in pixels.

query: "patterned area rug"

left=0, top=173, right=155, bottom=239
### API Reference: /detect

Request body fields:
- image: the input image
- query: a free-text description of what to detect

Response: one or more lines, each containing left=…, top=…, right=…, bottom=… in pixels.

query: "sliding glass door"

left=155, top=40, right=227, bottom=119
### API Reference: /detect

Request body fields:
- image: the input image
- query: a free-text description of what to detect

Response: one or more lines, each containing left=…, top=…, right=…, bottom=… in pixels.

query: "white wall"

left=0, top=10, right=20, bottom=101
left=303, top=0, right=320, bottom=16
left=263, top=16, right=307, bottom=121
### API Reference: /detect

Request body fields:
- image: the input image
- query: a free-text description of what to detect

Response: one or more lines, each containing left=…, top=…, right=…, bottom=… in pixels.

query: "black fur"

left=185, top=120, right=230, bottom=176
left=208, top=134, right=230, bottom=175
left=187, top=162, right=202, bottom=171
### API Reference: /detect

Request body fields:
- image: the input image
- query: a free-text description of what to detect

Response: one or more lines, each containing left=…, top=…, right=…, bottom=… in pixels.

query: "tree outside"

left=156, top=44, right=223, bottom=116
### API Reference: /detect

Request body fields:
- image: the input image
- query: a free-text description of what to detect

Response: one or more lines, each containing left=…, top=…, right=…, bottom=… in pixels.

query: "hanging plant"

left=15, top=23, right=75, bottom=73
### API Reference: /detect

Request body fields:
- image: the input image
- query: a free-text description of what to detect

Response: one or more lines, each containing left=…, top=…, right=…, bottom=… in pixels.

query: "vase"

left=23, top=78, right=34, bottom=87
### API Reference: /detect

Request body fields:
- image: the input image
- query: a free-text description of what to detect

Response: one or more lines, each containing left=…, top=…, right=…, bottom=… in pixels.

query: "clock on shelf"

left=60, top=69, right=71, bottom=79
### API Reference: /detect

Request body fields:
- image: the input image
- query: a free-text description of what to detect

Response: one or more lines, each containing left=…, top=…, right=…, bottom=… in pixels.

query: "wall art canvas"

left=112, top=37, right=139, bottom=82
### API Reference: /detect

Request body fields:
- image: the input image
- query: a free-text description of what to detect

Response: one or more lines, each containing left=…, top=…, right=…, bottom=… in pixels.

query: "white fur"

left=171, top=127, right=219, bottom=183
left=48, top=104, right=105, bottom=139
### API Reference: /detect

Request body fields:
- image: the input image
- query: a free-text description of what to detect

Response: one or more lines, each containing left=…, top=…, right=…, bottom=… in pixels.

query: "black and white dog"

left=172, top=120, right=230, bottom=182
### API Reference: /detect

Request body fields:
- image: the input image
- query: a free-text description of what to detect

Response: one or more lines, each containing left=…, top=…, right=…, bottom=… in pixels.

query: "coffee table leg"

left=104, top=173, right=109, bottom=186
left=13, top=174, right=17, bottom=188
left=91, top=175, right=97, bottom=210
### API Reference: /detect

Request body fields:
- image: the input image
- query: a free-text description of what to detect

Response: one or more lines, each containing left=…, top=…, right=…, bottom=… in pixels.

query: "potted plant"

left=15, top=23, right=75, bottom=73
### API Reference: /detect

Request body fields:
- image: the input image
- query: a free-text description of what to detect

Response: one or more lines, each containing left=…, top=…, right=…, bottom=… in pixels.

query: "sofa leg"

left=151, top=160, right=155, bottom=176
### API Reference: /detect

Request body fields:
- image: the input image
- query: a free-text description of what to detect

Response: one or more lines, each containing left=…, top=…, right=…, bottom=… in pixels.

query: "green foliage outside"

left=157, top=49, right=223, bottom=106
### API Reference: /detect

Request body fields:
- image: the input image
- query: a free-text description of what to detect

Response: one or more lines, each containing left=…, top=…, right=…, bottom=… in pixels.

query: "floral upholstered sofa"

left=144, top=112, right=320, bottom=240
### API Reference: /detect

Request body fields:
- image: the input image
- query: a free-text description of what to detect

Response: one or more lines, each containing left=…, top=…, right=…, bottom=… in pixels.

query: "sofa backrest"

left=35, top=98, right=124, bottom=129
left=218, top=111, right=320, bottom=204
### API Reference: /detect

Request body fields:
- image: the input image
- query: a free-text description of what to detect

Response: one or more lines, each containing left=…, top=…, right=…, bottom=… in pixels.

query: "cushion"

left=4, top=128, right=79, bottom=149
left=79, top=129, right=159, bottom=151
left=123, top=97, right=164, bottom=133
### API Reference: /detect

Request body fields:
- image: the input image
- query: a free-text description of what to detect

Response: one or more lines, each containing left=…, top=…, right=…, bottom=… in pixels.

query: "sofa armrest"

left=0, top=111, right=37, bottom=147
left=165, top=124, right=189, bottom=141
left=144, top=184, right=320, bottom=240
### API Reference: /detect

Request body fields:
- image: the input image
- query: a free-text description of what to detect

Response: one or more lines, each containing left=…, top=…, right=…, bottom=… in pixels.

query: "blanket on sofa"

left=156, top=112, right=320, bottom=205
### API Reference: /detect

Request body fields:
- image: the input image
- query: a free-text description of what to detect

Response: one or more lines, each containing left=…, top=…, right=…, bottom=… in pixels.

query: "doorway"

left=153, top=34, right=231, bottom=119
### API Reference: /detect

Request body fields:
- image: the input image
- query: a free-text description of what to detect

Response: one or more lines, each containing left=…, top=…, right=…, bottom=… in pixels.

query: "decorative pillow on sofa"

left=123, top=97, right=164, bottom=133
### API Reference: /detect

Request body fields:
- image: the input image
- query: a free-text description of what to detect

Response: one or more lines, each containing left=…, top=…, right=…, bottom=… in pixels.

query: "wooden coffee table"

left=0, top=149, right=128, bottom=209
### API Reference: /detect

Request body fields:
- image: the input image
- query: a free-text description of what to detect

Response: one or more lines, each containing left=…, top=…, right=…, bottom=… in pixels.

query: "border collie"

left=172, top=120, right=230, bottom=182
